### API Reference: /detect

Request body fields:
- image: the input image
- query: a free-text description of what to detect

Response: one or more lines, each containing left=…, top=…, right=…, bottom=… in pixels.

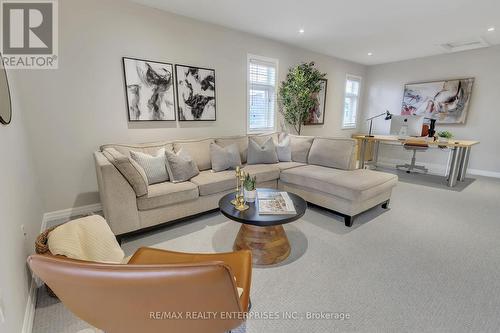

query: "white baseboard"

left=42, top=203, right=102, bottom=229
left=21, top=278, right=37, bottom=333
left=468, top=168, right=500, bottom=179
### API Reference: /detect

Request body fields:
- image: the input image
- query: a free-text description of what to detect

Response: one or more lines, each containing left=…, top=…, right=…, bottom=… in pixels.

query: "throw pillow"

left=276, top=133, right=292, bottom=162
left=290, top=135, right=315, bottom=163
left=102, top=148, right=148, bottom=196
left=165, top=148, right=200, bottom=183
left=247, top=137, right=279, bottom=164
left=210, top=142, right=242, bottom=172
left=130, top=148, right=169, bottom=185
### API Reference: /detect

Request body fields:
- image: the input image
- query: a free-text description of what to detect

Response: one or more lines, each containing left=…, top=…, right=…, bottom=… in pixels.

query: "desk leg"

left=457, top=147, right=471, bottom=182
left=447, top=147, right=462, bottom=187
left=373, top=141, right=380, bottom=168
left=359, top=139, right=367, bottom=169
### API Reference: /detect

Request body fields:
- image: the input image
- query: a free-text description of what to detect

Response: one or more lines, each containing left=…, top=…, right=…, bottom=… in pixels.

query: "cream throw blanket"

left=48, top=215, right=125, bottom=264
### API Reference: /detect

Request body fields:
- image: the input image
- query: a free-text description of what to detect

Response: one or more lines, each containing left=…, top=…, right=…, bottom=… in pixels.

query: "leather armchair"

left=28, top=247, right=252, bottom=333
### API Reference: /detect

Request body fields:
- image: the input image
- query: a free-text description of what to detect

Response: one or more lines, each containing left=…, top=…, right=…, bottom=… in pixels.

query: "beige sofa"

left=94, top=133, right=398, bottom=238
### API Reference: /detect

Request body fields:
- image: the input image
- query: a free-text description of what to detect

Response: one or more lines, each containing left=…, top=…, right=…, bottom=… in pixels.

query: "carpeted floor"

left=33, top=175, right=500, bottom=333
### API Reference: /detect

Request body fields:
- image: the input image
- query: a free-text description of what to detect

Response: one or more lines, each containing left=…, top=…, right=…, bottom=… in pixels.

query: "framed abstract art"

left=401, top=78, right=474, bottom=124
left=175, top=64, right=216, bottom=121
left=122, top=57, right=176, bottom=121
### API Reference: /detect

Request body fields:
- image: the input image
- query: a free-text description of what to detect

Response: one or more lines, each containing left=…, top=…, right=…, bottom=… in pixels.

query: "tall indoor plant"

left=279, top=62, right=326, bottom=135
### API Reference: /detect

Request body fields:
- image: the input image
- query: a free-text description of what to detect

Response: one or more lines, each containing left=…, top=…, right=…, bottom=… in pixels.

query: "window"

left=342, top=75, right=362, bottom=129
left=247, top=55, right=278, bottom=133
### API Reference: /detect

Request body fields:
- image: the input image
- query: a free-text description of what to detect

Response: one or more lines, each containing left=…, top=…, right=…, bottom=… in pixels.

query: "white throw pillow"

left=130, top=148, right=169, bottom=185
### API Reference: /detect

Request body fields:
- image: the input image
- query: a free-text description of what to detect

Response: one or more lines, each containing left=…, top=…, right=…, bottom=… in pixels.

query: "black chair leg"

left=344, top=216, right=353, bottom=227
left=382, top=200, right=390, bottom=209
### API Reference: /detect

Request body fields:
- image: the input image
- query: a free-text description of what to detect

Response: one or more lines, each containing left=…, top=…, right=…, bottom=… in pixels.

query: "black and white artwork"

left=175, top=65, right=216, bottom=121
left=123, top=57, right=176, bottom=121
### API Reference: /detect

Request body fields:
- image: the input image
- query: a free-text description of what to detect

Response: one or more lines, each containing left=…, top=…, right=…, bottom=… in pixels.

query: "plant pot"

left=244, top=189, right=257, bottom=203
left=438, top=137, right=449, bottom=143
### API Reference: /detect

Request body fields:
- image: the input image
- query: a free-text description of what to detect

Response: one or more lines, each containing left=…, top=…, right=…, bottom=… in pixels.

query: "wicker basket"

left=35, top=226, right=59, bottom=298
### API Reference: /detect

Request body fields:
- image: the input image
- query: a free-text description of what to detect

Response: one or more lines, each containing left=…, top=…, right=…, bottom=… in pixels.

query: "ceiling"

left=131, top=0, right=500, bottom=65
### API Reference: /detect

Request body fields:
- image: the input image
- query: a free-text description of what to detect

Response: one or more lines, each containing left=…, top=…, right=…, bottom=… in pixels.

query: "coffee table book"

left=257, top=191, right=297, bottom=215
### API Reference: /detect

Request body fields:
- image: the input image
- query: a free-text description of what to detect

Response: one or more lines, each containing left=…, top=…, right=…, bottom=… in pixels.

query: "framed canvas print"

left=175, top=64, right=216, bottom=121
left=305, top=78, right=327, bottom=125
left=401, top=78, right=474, bottom=124
left=122, top=57, right=176, bottom=121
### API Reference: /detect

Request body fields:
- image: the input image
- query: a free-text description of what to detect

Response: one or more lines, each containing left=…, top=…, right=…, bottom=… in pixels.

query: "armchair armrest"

left=128, top=247, right=252, bottom=312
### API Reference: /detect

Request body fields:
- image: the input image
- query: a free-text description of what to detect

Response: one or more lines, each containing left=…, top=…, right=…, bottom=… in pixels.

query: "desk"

left=352, top=135, right=480, bottom=187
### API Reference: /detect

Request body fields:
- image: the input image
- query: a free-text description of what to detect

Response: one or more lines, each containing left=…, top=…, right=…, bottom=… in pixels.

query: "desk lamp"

left=366, top=111, right=392, bottom=137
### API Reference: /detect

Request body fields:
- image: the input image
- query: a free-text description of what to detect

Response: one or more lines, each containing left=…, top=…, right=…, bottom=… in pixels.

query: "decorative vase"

left=244, top=189, right=257, bottom=203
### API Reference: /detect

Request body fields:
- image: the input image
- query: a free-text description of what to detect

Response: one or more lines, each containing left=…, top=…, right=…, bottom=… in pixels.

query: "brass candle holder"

left=230, top=166, right=242, bottom=206
left=234, top=171, right=249, bottom=211
left=234, top=193, right=249, bottom=212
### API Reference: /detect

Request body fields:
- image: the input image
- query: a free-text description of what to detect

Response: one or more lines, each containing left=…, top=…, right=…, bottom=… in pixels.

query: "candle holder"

left=234, top=171, right=249, bottom=211
left=230, top=166, right=242, bottom=206
left=234, top=193, right=249, bottom=211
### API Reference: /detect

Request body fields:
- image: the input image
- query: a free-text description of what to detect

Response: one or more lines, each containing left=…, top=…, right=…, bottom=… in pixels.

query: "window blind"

left=248, top=58, right=277, bottom=132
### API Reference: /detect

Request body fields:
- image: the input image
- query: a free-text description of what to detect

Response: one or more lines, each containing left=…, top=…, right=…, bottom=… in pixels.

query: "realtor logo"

left=1, top=0, right=58, bottom=69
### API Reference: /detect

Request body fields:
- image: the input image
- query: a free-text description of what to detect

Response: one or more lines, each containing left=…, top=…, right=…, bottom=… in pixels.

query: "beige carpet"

left=33, top=175, right=500, bottom=333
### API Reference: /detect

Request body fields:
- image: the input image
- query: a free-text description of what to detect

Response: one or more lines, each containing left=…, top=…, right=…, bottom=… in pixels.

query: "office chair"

left=396, top=142, right=429, bottom=173
left=28, top=247, right=252, bottom=333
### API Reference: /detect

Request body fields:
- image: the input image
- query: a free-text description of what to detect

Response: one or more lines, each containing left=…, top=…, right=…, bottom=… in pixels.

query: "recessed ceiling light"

left=367, top=52, right=373, bottom=56
left=488, top=27, right=495, bottom=32
left=299, top=29, right=305, bottom=34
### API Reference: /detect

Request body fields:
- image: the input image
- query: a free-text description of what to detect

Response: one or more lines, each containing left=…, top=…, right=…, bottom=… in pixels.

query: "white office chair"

left=396, top=143, right=429, bottom=173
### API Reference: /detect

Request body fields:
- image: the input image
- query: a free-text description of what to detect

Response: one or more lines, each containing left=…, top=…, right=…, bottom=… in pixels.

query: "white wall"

left=362, top=46, right=500, bottom=176
left=11, top=0, right=365, bottom=213
left=0, top=74, right=44, bottom=333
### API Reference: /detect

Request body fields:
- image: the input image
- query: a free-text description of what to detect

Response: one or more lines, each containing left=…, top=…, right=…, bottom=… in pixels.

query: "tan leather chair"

left=28, top=247, right=252, bottom=333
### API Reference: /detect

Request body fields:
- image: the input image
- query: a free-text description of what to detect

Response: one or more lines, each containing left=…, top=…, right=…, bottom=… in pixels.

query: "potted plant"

left=243, top=173, right=257, bottom=203
left=437, top=130, right=453, bottom=143
left=278, top=62, right=326, bottom=135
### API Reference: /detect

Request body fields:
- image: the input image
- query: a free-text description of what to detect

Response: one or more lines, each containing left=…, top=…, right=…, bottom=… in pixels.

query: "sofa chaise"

left=94, top=133, right=398, bottom=238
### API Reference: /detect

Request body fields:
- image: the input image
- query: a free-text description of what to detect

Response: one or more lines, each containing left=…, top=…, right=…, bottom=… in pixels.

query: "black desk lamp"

left=366, top=110, right=392, bottom=137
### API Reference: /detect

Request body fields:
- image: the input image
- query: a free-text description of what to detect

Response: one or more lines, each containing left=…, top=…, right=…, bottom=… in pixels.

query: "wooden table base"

left=233, top=224, right=291, bottom=265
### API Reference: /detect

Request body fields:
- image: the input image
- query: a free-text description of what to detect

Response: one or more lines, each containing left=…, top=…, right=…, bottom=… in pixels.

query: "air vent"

left=440, top=38, right=490, bottom=53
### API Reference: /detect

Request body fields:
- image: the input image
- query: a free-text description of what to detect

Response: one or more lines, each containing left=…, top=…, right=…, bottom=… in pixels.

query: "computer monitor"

left=390, top=115, right=424, bottom=137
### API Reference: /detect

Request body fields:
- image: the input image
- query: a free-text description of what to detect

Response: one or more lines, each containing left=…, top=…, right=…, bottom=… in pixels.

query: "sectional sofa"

left=94, top=133, right=398, bottom=238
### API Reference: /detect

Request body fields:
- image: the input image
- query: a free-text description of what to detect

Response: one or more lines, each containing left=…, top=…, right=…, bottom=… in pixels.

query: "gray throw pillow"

left=165, top=148, right=200, bottom=183
left=276, top=133, right=292, bottom=162
left=247, top=137, right=279, bottom=164
left=102, top=148, right=149, bottom=196
left=290, top=135, right=315, bottom=163
left=210, top=143, right=242, bottom=172
left=129, top=148, right=169, bottom=185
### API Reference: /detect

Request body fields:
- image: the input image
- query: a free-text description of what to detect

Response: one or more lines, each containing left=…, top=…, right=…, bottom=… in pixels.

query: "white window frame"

left=247, top=54, right=279, bottom=134
left=342, top=74, right=362, bottom=130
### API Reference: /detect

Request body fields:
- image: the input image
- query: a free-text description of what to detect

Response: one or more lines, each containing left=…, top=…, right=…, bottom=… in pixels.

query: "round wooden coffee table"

left=219, top=188, right=307, bottom=265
